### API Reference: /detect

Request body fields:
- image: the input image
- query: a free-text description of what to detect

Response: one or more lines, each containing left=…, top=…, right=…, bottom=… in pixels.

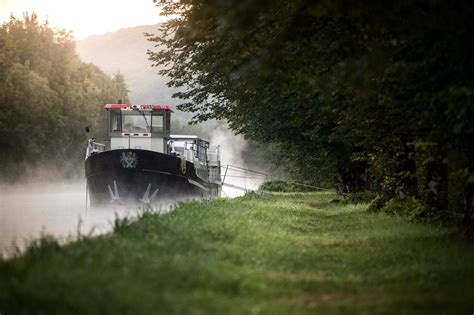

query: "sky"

left=0, top=0, right=165, bottom=39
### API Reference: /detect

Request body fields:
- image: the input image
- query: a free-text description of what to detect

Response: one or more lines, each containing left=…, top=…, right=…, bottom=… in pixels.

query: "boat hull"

left=85, top=149, right=219, bottom=206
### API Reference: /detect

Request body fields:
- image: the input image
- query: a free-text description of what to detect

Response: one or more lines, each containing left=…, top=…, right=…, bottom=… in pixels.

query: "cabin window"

left=171, top=140, right=192, bottom=156
left=151, top=113, right=164, bottom=133
left=196, top=143, right=207, bottom=161
left=122, top=112, right=151, bottom=133
left=174, top=146, right=185, bottom=156
left=110, top=110, right=121, bottom=132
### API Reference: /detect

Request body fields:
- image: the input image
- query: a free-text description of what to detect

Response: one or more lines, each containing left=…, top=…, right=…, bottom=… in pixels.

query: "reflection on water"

left=0, top=181, right=160, bottom=257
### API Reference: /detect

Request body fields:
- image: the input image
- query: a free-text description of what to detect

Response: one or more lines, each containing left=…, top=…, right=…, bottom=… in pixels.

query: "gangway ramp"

left=220, top=164, right=267, bottom=194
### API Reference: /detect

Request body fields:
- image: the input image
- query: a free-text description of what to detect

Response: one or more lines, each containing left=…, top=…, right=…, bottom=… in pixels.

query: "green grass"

left=1, top=192, right=473, bottom=314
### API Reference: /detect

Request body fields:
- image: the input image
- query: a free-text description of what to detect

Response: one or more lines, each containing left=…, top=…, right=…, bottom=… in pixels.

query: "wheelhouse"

left=105, top=104, right=172, bottom=153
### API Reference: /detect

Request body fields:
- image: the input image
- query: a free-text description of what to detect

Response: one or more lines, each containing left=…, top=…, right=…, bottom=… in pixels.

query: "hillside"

left=75, top=24, right=273, bottom=176
left=75, top=24, right=189, bottom=118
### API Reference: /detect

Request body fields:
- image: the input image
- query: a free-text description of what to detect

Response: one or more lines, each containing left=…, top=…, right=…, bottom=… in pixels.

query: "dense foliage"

left=0, top=14, right=129, bottom=180
left=148, top=0, right=474, bottom=227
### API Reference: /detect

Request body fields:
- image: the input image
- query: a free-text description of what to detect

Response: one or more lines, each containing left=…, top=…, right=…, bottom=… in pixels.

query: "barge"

left=85, top=103, right=221, bottom=206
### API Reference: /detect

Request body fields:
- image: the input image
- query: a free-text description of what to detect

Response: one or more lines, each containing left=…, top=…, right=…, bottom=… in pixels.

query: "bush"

left=346, top=191, right=378, bottom=204
left=381, top=197, right=426, bottom=221
left=259, top=180, right=319, bottom=192
left=370, top=196, right=456, bottom=225
left=367, top=196, right=384, bottom=213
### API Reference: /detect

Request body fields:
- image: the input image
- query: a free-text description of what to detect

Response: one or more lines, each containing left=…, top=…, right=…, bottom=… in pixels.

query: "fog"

left=0, top=181, right=165, bottom=258
left=210, top=124, right=268, bottom=197
left=0, top=125, right=267, bottom=257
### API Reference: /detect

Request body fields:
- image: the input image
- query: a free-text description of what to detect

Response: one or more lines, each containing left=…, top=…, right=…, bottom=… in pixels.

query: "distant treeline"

left=149, top=1, right=474, bottom=228
left=0, top=14, right=129, bottom=180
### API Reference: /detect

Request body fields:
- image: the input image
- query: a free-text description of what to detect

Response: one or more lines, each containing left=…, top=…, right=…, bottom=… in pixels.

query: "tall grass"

left=1, top=192, right=473, bottom=314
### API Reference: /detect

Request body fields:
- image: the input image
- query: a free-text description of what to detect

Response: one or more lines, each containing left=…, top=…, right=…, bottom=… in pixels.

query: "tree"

left=148, top=1, right=474, bottom=226
left=0, top=13, right=130, bottom=180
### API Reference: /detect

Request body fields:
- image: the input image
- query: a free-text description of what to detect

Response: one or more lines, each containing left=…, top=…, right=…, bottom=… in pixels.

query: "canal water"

left=0, top=180, right=252, bottom=257
left=0, top=181, right=149, bottom=257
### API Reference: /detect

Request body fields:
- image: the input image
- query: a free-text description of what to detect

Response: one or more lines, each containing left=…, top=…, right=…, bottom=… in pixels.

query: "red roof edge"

left=104, top=104, right=173, bottom=111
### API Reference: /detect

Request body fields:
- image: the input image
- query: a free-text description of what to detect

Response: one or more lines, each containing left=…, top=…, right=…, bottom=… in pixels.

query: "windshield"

left=152, top=114, right=163, bottom=132
left=122, top=112, right=151, bottom=133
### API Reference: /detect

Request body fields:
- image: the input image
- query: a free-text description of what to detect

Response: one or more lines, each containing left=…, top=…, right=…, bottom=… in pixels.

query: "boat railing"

left=208, top=167, right=221, bottom=183
left=85, top=138, right=106, bottom=159
left=93, top=142, right=106, bottom=152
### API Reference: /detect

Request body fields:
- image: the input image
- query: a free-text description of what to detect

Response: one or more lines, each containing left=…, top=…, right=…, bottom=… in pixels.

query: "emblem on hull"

left=120, top=151, right=138, bottom=168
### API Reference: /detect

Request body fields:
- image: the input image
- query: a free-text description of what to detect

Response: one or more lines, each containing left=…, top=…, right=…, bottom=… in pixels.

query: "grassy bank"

left=1, top=192, right=473, bottom=314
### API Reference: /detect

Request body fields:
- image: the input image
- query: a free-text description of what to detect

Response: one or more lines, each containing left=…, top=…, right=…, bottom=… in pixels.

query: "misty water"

left=0, top=181, right=150, bottom=257
left=0, top=178, right=257, bottom=257
left=0, top=126, right=263, bottom=257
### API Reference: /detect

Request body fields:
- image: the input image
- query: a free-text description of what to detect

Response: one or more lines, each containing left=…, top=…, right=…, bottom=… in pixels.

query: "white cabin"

left=107, top=104, right=171, bottom=153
